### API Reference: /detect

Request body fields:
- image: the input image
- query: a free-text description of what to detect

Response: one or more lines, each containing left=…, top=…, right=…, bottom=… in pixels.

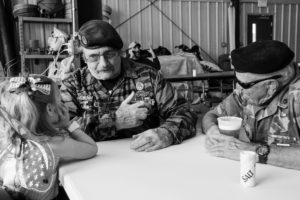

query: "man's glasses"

left=235, top=74, right=282, bottom=89
left=86, top=51, right=119, bottom=63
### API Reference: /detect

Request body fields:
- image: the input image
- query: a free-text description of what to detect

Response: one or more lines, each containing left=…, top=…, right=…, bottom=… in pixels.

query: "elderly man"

left=202, top=40, right=300, bottom=170
left=60, top=20, right=197, bottom=152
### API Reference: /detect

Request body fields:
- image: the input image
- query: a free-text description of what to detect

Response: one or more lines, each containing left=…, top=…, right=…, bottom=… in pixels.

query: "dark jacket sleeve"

left=154, top=71, right=198, bottom=144
left=202, top=93, right=241, bottom=133
left=60, top=71, right=118, bottom=141
left=60, top=71, right=83, bottom=117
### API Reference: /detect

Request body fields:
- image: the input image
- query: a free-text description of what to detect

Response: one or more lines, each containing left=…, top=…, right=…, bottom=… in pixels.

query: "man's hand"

left=206, top=134, right=257, bottom=161
left=147, top=46, right=156, bottom=58
left=205, top=125, right=223, bottom=148
left=130, top=128, right=173, bottom=152
left=55, top=104, right=71, bottom=130
left=115, top=92, right=150, bottom=130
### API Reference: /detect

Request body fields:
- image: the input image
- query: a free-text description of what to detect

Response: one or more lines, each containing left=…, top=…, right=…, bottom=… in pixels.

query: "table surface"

left=159, top=53, right=205, bottom=77
left=59, top=133, right=300, bottom=200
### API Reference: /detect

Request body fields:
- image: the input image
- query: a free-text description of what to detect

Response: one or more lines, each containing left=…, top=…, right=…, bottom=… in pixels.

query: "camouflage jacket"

left=204, top=69, right=300, bottom=146
left=60, top=58, right=197, bottom=142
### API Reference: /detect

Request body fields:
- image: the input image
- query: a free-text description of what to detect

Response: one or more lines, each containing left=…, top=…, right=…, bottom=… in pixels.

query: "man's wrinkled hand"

left=130, top=128, right=173, bottom=152
left=205, top=125, right=226, bottom=149
left=115, top=92, right=150, bottom=130
left=206, top=135, right=257, bottom=161
left=147, top=46, right=156, bottom=58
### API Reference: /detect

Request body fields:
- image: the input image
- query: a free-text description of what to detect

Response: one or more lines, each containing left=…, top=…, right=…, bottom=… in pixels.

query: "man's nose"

left=97, top=56, right=109, bottom=69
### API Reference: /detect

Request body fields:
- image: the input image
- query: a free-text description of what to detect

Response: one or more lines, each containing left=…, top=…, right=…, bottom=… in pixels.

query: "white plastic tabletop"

left=59, top=133, right=300, bottom=200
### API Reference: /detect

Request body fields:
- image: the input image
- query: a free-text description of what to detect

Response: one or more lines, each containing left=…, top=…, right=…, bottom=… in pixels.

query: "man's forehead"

left=83, top=47, right=115, bottom=54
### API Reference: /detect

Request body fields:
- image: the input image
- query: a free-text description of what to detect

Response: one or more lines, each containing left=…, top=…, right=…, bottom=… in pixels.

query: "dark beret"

left=231, top=40, right=294, bottom=74
left=78, top=20, right=123, bottom=50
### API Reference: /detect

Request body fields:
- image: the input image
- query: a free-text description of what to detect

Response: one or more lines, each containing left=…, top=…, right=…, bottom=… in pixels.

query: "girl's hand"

left=56, top=104, right=71, bottom=130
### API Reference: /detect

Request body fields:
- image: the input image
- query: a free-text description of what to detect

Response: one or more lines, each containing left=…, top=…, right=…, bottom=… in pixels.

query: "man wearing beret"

left=60, top=20, right=197, bottom=152
left=202, top=40, right=300, bottom=170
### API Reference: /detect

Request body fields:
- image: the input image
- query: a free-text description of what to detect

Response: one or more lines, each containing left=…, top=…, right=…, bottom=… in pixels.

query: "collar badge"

left=136, top=82, right=144, bottom=91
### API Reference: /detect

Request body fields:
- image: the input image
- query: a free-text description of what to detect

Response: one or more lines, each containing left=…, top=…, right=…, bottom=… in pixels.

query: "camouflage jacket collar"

left=236, top=65, right=300, bottom=121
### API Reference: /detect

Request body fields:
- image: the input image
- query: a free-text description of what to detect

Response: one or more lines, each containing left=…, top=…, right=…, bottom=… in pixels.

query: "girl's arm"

left=49, top=122, right=98, bottom=162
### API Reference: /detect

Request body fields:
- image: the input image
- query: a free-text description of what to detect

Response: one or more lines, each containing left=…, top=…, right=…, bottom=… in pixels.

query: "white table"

left=159, top=53, right=205, bottom=76
left=158, top=53, right=207, bottom=101
left=59, top=133, right=300, bottom=200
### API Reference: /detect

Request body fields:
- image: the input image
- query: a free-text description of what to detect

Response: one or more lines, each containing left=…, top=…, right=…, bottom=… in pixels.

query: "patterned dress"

left=0, top=137, right=59, bottom=200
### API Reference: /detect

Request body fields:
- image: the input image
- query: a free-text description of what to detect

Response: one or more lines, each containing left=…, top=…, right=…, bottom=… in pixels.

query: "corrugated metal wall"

left=103, top=0, right=300, bottom=63
left=240, top=0, right=300, bottom=63
left=12, top=0, right=300, bottom=71
left=104, top=0, right=230, bottom=63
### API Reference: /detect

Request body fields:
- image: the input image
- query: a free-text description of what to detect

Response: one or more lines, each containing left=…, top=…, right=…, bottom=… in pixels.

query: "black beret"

left=78, top=20, right=123, bottom=50
left=231, top=40, right=294, bottom=74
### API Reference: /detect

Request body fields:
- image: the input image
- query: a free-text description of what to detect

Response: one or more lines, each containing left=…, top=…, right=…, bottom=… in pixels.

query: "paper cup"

left=240, top=151, right=257, bottom=187
left=192, top=69, right=196, bottom=77
left=217, top=116, right=242, bottom=138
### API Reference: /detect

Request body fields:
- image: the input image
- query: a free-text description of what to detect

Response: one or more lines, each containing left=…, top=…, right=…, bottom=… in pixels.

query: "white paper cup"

left=192, top=69, right=196, bottom=77
left=217, top=116, right=242, bottom=138
left=240, top=151, right=257, bottom=187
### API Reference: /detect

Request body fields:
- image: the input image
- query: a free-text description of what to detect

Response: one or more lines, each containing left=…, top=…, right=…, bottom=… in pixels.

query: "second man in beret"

left=202, top=40, right=300, bottom=170
left=60, top=20, right=197, bottom=152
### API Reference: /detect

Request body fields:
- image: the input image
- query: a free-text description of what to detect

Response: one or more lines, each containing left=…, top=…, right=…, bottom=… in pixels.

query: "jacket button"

left=282, top=99, right=287, bottom=104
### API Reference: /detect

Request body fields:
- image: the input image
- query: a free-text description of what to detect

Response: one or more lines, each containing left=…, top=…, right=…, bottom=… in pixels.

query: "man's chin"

left=92, top=72, right=116, bottom=80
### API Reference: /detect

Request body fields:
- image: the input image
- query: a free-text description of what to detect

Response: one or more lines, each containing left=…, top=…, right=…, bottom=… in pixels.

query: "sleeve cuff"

left=160, top=123, right=181, bottom=144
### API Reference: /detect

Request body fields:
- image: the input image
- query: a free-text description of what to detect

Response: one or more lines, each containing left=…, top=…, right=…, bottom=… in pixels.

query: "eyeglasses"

left=235, top=74, right=282, bottom=89
left=85, top=51, right=119, bottom=63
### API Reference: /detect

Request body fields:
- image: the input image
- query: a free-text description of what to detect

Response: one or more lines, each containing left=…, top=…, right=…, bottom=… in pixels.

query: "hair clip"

left=9, top=76, right=51, bottom=95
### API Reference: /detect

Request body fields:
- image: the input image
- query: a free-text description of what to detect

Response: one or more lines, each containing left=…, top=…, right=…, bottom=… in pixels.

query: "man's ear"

left=82, top=53, right=87, bottom=63
left=267, top=81, right=279, bottom=96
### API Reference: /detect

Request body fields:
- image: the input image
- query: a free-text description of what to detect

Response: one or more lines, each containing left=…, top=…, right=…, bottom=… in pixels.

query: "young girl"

left=0, top=75, right=98, bottom=200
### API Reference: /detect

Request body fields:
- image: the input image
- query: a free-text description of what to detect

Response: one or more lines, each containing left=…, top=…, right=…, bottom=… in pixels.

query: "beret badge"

left=78, top=20, right=123, bottom=50
left=81, top=35, right=88, bottom=45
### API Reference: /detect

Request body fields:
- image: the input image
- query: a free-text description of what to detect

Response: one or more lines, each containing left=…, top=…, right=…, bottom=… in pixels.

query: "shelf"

left=20, top=17, right=72, bottom=23
left=23, top=54, right=69, bottom=59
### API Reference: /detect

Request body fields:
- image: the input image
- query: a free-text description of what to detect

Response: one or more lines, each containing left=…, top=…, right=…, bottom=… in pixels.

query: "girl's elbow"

left=89, top=143, right=98, bottom=158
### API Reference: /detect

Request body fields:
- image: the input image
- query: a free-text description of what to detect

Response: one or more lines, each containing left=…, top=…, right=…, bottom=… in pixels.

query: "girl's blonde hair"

left=0, top=77, right=60, bottom=146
